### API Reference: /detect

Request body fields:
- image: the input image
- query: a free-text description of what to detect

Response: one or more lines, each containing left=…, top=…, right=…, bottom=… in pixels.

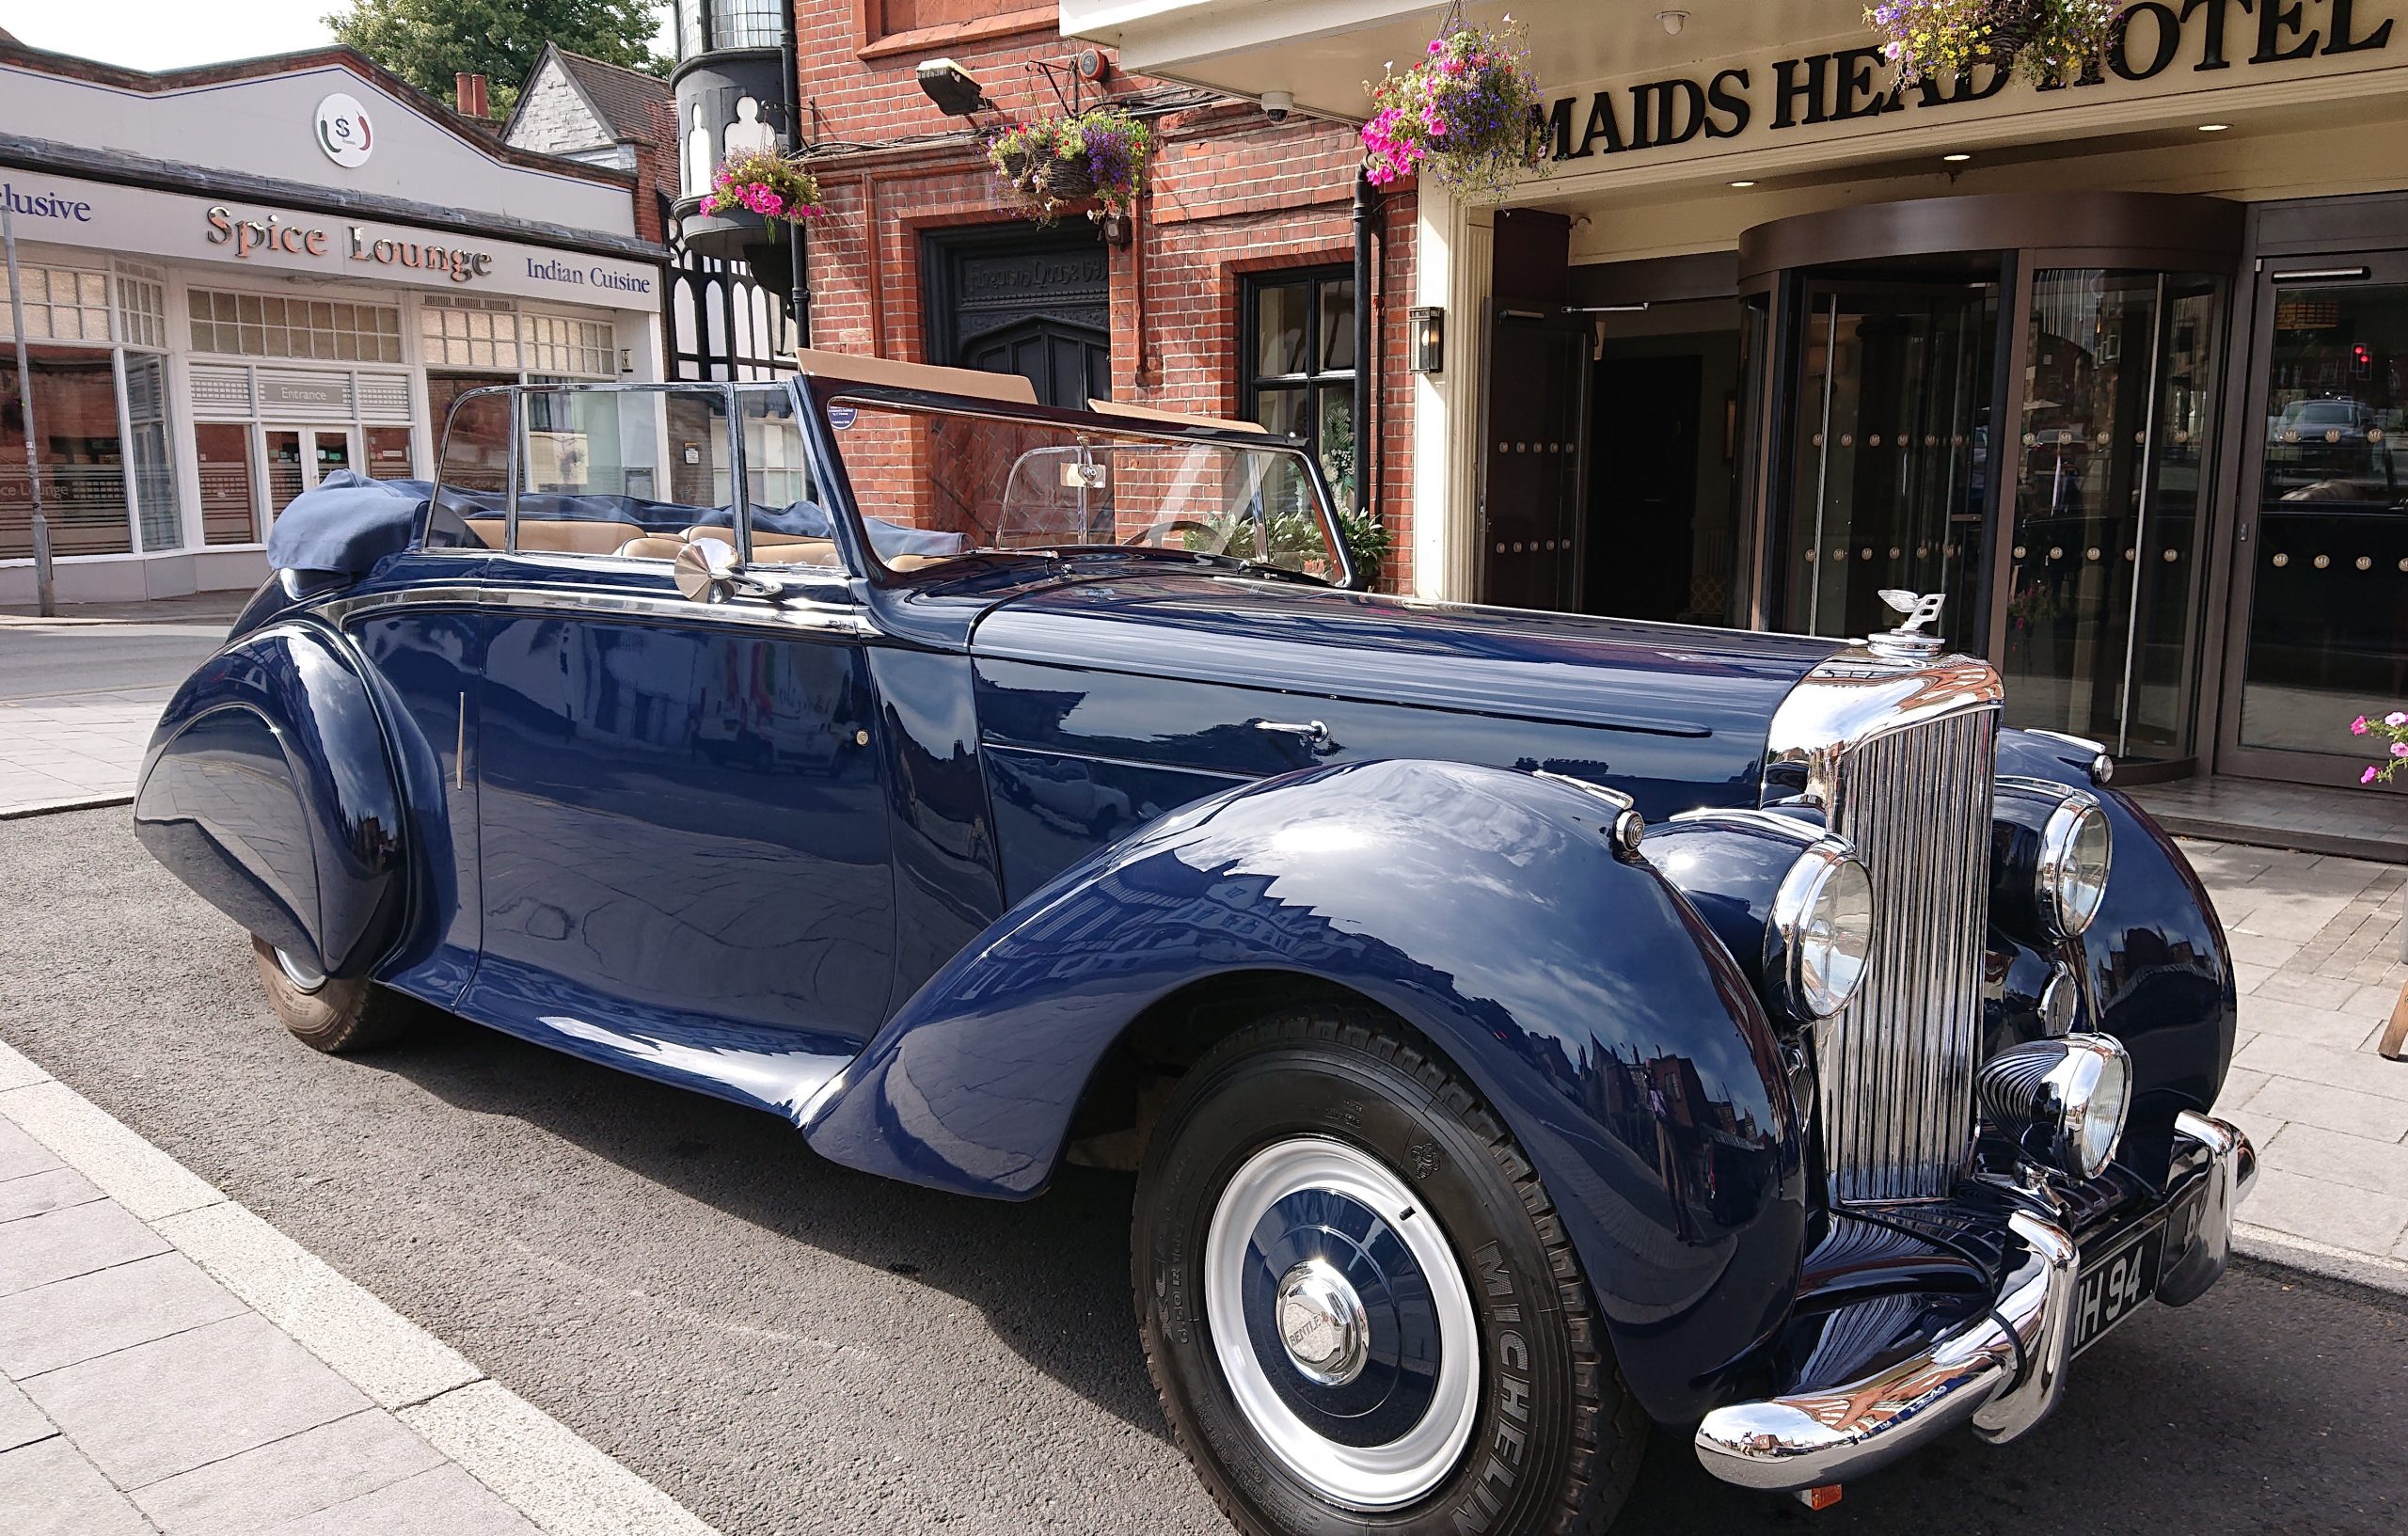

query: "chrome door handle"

left=1254, top=719, right=1335, bottom=752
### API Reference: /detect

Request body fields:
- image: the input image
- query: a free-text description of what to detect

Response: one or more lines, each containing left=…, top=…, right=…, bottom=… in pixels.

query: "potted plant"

left=2349, top=707, right=2408, bottom=1060
left=990, top=106, right=1155, bottom=224
left=1359, top=17, right=1548, bottom=203
left=702, top=149, right=827, bottom=231
left=1866, top=0, right=2124, bottom=87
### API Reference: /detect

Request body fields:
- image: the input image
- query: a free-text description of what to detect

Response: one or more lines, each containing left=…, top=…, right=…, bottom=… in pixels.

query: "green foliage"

left=325, top=0, right=667, bottom=117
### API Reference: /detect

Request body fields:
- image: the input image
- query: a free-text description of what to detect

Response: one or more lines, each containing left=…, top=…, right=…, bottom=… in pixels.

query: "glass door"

left=264, top=426, right=358, bottom=519
left=1774, top=279, right=1998, bottom=651
left=2221, top=256, right=2408, bottom=786
left=1998, top=270, right=2223, bottom=765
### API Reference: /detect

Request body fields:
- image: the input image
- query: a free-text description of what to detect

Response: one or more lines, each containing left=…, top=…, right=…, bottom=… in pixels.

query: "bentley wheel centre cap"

left=1275, top=1259, right=1370, bottom=1386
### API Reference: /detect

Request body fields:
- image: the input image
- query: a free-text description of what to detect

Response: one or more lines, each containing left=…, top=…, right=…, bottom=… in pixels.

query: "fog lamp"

left=1978, top=1032, right=2132, bottom=1180
left=1766, top=842, right=1874, bottom=1021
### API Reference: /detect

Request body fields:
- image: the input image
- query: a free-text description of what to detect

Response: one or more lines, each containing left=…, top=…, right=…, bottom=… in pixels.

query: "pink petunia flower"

left=2353, top=717, right=2370, bottom=734
left=2367, top=767, right=2383, bottom=784
left=2393, top=741, right=2408, bottom=758
left=2389, top=712, right=2408, bottom=726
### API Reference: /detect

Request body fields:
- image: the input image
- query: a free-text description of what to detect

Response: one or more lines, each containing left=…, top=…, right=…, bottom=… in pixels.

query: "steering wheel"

left=1122, top=517, right=1222, bottom=548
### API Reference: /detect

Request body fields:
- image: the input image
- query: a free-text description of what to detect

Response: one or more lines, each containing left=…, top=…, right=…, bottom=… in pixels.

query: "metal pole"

left=1352, top=167, right=1378, bottom=537
left=3, top=199, right=55, bottom=616
left=2113, top=273, right=2169, bottom=759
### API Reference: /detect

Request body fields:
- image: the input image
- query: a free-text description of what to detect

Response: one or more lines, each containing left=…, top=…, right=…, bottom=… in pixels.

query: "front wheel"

left=1134, top=1007, right=1644, bottom=1536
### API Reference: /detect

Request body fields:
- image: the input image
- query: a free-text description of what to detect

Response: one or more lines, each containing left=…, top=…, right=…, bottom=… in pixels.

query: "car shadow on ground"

left=368, top=1004, right=1176, bottom=1439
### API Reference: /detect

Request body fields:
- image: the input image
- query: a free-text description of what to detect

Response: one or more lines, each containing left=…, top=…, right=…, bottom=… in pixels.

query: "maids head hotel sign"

left=1542, top=0, right=2396, bottom=161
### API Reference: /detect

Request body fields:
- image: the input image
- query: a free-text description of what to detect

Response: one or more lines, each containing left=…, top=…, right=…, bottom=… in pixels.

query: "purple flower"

left=2353, top=716, right=2371, bottom=734
left=2367, top=766, right=2384, bottom=784
left=2389, top=712, right=2408, bottom=727
left=2392, top=741, right=2407, bottom=758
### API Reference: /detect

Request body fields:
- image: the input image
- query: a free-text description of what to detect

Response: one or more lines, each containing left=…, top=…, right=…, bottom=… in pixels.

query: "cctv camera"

left=1261, top=90, right=1292, bottom=123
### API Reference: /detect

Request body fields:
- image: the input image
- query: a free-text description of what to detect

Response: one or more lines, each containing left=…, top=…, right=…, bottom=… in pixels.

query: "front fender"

left=133, top=620, right=406, bottom=977
left=804, top=758, right=1809, bottom=1424
left=1995, top=730, right=2237, bottom=1182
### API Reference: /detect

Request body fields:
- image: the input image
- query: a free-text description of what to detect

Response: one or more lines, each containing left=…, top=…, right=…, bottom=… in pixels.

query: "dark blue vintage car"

left=136, top=356, right=2255, bottom=1536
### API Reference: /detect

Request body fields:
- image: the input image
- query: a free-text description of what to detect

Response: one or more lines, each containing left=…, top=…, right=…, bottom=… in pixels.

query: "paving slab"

left=0, top=1436, right=154, bottom=1536
left=0, top=1166, right=104, bottom=1225
left=2238, top=1075, right=2408, bottom=1144
left=131, top=1408, right=448, bottom=1536
left=0, top=1200, right=167, bottom=1298
left=0, top=1250, right=248, bottom=1379
left=0, top=1376, right=52, bottom=1455
left=0, top=1118, right=61, bottom=1182
left=18, top=1312, right=370, bottom=1490
left=267, top=1461, right=546, bottom=1536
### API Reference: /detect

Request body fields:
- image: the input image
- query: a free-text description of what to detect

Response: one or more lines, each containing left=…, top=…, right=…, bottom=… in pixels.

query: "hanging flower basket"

left=702, top=149, right=828, bottom=240
left=1867, top=0, right=2124, bottom=87
left=990, top=107, right=1155, bottom=224
left=1360, top=19, right=1548, bottom=204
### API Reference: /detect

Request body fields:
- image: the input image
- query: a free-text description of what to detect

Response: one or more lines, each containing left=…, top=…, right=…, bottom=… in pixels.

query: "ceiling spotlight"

left=1657, top=9, right=1690, bottom=35
left=1729, top=180, right=1756, bottom=188
left=915, top=57, right=992, bottom=116
left=1943, top=152, right=1972, bottom=162
left=2198, top=122, right=2231, bottom=132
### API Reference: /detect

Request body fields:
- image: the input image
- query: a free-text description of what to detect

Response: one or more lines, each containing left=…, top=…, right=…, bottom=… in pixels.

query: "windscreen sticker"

left=828, top=404, right=857, bottom=430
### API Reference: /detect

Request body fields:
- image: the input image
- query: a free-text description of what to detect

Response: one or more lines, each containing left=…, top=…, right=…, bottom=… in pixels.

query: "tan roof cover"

left=795, top=349, right=1038, bottom=404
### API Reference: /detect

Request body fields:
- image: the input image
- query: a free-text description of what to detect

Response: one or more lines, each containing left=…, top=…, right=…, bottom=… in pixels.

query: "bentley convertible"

left=136, top=354, right=2255, bottom=1536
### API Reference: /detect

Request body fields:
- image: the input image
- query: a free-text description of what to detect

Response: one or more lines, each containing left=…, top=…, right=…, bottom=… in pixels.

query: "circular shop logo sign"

left=315, top=94, right=375, bottom=167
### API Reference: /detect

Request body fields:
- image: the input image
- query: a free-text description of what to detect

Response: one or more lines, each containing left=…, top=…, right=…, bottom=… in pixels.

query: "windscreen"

left=826, top=399, right=1344, bottom=578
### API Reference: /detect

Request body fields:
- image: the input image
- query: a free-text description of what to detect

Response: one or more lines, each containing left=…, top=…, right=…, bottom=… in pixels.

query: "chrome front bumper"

left=1694, top=1111, right=2257, bottom=1494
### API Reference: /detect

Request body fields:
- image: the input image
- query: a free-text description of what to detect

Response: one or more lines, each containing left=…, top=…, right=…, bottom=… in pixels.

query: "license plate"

left=2072, top=1216, right=2167, bottom=1354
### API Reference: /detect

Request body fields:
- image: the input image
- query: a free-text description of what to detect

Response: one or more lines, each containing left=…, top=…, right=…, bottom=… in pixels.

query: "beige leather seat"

left=616, top=535, right=689, bottom=560
left=514, top=519, right=647, bottom=555
left=462, top=517, right=506, bottom=549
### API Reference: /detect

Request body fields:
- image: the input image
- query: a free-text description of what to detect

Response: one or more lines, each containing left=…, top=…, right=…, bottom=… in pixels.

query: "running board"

left=511, top=1010, right=857, bottom=1125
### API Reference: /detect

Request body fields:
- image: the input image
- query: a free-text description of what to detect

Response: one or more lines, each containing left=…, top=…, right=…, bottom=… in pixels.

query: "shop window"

left=125, top=356, right=180, bottom=551
left=0, top=347, right=133, bottom=558
left=710, top=0, right=784, bottom=47
left=1242, top=269, right=1358, bottom=513
left=116, top=269, right=167, bottom=351
left=188, top=289, right=403, bottom=363
left=365, top=426, right=414, bottom=481
left=863, top=0, right=1043, bottom=47
left=525, top=314, right=617, bottom=378
left=429, top=372, right=512, bottom=497
left=420, top=300, right=523, bottom=372
left=195, top=423, right=259, bottom=546
left=0, top=265, right=113, bottom=344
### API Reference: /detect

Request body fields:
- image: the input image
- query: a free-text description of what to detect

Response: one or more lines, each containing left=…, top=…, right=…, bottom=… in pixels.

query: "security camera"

left=1261, top=90, right=1292, bottom=123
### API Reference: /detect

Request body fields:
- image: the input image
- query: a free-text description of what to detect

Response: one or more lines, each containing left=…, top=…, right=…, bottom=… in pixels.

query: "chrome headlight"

left=1766, top=841, right=1875, bottom=1021
left=2036, top=795, right=2112, bottom=938
left=1978, top=1032, right=2133, bottom=1180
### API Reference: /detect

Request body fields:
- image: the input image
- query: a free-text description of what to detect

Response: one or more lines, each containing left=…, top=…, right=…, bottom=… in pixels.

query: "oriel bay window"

left=1244, top=269, right=1358, bottom=513
left=1, top=261, right=178, bottom=559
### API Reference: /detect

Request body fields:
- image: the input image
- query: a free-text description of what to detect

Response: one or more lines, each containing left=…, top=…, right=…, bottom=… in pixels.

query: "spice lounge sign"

left=1540, top=0, right=2398, bottom=160
left=205, top=205, right=498, bottom=283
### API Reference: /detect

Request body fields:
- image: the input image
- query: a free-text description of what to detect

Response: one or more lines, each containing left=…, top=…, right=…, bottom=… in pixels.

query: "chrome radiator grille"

left=1820, top=707, right=1998, bottom=1202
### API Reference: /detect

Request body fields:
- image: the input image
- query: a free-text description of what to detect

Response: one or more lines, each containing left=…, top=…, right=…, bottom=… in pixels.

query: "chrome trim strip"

left=315, top=583, right=875, bottom=638
left=979, top=737, right=1257, bottom=784
left=1694, top=1210, right=2079, bottom=1493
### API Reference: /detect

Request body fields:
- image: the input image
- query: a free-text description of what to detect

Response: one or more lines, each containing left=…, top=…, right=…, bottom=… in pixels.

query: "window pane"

left=365, top=425, right=414, bottom=480
left=196, top=422, right=259, bottom=546
left=2240, top=279, right=2408, bottom=754
left=1320, top=278, right=1356, bottom=372
left=0, top=345, right=133, bottom=556
left=1251, top=386, right=1305, bottom=440
left=125, top=356, right=180, bottom=551
left=1317, top=384, right=1357, bottom=514
left=510, top=387, right=724, bottom=559
left=1256, top=282, right=1308, bottom=377
left=430, top=372, right=513, bottom=503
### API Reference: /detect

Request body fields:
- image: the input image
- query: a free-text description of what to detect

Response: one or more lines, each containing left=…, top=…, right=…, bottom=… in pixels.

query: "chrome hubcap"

left=1203, top=1136, right=1480, bottom=1512
left=1275, top=1259, right=1369, bottom=1386
left=273, top=947, right=327, bottom=994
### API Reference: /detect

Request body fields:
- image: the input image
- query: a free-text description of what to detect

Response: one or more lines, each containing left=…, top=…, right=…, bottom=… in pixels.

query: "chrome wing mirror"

left=673, top=538, right=852, bottom=607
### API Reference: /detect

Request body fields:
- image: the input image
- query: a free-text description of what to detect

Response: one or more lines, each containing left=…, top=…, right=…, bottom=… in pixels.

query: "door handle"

left=1254, top=719, right=1336, bottom=754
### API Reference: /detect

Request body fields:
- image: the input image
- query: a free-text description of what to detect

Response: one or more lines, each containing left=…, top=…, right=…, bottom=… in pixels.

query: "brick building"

left=668, top=0, right=1418, bottom=587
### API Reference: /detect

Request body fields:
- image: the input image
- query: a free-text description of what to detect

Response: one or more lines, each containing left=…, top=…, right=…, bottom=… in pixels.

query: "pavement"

left=0, top=1040, right=717, bottom=1536
left=0, top=594, right=245, bottom=817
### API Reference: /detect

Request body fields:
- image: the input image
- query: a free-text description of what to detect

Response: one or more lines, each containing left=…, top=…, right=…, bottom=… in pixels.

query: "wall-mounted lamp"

left=1656, top=9, right=1690, bottom=36
left=1409, top=306, right=1446, bottom=374
left=916, top=57, right=993, bottom=116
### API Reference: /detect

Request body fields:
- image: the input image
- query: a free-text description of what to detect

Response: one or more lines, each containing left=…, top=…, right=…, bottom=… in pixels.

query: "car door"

left=462, top=383, right=895, bottom=1068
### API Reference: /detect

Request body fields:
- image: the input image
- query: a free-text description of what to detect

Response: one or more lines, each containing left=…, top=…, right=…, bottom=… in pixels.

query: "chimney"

left=454, top=72, right=489, bottom=119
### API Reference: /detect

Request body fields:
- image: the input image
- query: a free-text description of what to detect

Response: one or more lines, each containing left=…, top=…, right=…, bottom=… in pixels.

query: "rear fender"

left=134, top=620, right=406, bottom=978
left=803, top=758, right=1809, bottom=1423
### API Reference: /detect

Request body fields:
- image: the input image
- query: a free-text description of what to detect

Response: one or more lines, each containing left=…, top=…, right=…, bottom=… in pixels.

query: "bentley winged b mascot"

left=135, top=356, right=2252, bottom=1536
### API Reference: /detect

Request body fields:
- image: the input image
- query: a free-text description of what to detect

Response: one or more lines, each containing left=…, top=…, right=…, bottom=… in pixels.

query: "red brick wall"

left=794, top=1, right=1418, bottom=589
